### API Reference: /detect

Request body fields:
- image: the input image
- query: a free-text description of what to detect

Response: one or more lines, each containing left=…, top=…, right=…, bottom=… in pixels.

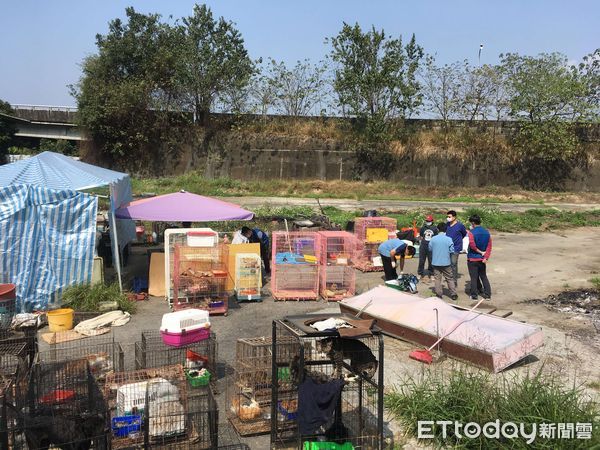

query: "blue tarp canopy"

left=0, top=152, right=135, bottom=310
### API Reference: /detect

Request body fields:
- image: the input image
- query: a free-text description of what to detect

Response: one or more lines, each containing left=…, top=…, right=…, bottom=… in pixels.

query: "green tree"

left=328, top=23, right=424, bottom=123
left=328, top=23, right=423, bottom=178
left=38, top=138, right=78, bottom=156
left=178, top=4, right=254, bottom=124
left=268, top=59, right=328, bottom=116
left=500, top=52, right=597, bottom=190
left=0, top=100, right=16, bottom=164
left=73, top=8, right=189, bottom=171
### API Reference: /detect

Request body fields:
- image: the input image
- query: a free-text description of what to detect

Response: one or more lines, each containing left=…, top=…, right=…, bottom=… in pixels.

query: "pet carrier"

left=318, top=232, right=357, bottom=301
left=271, top=315, right=384, bottom=449
left=160, top=309, right=212, bottom=347
left=165, top=228, right=219, bottom=303
left=271, top=232, right=321, bottom=301
left=227, top=336, right=301, bottom=437
left=235, top=253, right=262, bottom=302
left=0, top=284, right=16, bottom=338
left=320, top=266, right=355, bottom=301
left=135, top=329, right=217, bottom=383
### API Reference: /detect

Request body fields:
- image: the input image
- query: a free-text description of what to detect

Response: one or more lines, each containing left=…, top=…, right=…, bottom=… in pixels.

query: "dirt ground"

left=89, top=227, right=600, bottom=448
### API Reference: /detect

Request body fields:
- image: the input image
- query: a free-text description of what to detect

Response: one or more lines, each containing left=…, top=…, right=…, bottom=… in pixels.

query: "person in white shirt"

left=232, top=226, right=251, bottom=244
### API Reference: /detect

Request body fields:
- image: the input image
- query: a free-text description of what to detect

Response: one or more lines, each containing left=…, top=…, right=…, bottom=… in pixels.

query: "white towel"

left=74, top=310, right=131, bottom=336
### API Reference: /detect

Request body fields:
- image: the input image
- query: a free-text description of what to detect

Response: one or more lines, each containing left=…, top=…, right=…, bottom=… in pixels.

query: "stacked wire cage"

left=36, top=333, right=124, bottom=384
left=135, top=329, right=217, bottom=388
left=8, top=359, right=110, bottom=449
left=165, top=229, right=220, bottom=304
left=234, top=253, right=262, bottom=302
left=173, top=242, right=231, bottom=315
left=0, top=342, right=28, bottom=449
left=227, top=336, right=301, bottom=437
left=271, top=232, right=322, bottom=301
left=104, top=364, right=218, bottom=449
left=271, top=315, right=384, bottom=450
left=319, top=231, right=357, bottom=301
left=353, top=217, right=397, bottom=272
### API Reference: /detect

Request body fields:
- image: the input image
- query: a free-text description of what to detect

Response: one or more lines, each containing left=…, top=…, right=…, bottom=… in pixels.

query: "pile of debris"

left=526, top=289, right=600, bottom=315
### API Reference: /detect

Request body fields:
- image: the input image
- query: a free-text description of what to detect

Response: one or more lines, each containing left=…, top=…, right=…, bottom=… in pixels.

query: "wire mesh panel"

left=228, top=336, right=301, bottom=437
left=0, top=326, right=38, bottom=368
left=318, top=231, right=358, bottom=266
left=0, top=343, right=27, bottom=381
left=235, top=254, right=262, bottom=302
left=320, top=266, right=355, bottom=301
left=135, top=330, right=217, bottom=380
left=10, top=359, right=109, bottom=449
left=271, top=316, right=384, bottom=450
left=36, top=335, right=124, bottom=383
left=354, top=242, right=384, bottom=273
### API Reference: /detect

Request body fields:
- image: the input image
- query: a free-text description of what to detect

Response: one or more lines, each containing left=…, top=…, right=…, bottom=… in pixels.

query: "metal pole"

left=109, top=185, right=123, bottom=292
left=270, top=320, right=278, bottom=448
left=377, top=333, right=384, bottom=450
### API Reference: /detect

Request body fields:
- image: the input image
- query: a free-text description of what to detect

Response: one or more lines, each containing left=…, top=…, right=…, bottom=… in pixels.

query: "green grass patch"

left=61, top=282, right=137, bottom=314
left=591, top=278, right=600, bottom=290
left=385, top=367, right=599, bottom=449
left=131, top=175, right=597, bottom=205
left=167, top=205, right=600, bottom=234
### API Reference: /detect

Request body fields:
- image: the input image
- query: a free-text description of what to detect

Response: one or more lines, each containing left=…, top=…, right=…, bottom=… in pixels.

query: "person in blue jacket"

left=445, top=210, right=467, bottom=283
left=242, top=226, right=271, bottom=275
left=378, top=234, right=416, bottom=281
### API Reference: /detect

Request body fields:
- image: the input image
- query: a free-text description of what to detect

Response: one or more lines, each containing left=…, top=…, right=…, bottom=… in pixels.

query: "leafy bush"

left=62, top=282, right=136, bottom=314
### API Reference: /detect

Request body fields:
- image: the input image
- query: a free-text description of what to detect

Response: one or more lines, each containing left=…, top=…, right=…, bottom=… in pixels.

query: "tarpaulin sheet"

left=0, top=184, right=98, bottom=311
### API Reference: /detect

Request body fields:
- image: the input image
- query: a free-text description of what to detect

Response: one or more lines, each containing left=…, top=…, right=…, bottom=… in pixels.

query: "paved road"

left=222, top=196, right=599, bottom=212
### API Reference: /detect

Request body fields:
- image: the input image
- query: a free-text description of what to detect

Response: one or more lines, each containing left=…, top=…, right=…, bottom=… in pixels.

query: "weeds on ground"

left=61, top=282, right=137, bottom=314
left=385, top=367, right=599, bottom=449
left=591, top=278, right=600, bottom=290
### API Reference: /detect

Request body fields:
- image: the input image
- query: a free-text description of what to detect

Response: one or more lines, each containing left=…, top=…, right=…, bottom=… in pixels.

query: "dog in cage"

left=6, top=402, right=107, bottom=450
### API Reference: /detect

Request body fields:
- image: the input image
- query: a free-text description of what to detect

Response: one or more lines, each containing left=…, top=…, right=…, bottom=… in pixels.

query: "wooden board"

left=41, top=330, right=87, bottom=344
left=225, top=243, right=261, bottom=290
left=148, top=252, right=166, bottom=297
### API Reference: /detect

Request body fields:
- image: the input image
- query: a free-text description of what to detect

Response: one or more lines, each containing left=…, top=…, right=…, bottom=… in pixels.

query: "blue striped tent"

left=0, top=184, right=98, bottom=311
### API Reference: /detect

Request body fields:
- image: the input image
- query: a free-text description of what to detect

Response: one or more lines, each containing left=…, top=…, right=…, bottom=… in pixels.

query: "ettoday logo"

left=417, top=421, right=593, bottom=443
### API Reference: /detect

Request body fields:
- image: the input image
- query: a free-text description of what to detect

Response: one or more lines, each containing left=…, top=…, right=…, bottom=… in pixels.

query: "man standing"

left=248, top=227, right=271, bottom=275
left=467, top=215, right=492, bottom=300
left=445, top=210, right=467, bottom=284
left=417, top=215, right=438, bottom=280
left=428, top=222, right=457, bottom=300
left=378, top=234, right=416, bottom=281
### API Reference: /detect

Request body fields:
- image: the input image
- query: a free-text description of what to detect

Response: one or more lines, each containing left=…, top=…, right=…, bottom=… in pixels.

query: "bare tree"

left=421, top=56, right=464, bottom=125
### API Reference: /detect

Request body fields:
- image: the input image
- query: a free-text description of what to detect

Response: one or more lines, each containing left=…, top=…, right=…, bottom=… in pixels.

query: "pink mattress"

left=340, top=286, right=543, bottom=372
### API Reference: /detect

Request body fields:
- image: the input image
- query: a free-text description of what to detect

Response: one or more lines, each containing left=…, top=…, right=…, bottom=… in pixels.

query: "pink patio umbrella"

left=114, top=191, right=254, bottom=222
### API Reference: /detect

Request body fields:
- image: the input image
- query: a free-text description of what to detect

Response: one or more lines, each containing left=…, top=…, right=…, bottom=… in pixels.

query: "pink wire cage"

left=353, top=217, right=397, bottom=272
left=271, top=231, right=322, bottom=300
left=318, top=231, right=357, bottom=301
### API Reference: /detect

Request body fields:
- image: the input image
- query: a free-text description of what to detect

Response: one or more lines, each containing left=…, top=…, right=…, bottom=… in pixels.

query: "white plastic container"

left=160, top=309, right=211, bottom=347
left=116, top=378, right=178, bottom=416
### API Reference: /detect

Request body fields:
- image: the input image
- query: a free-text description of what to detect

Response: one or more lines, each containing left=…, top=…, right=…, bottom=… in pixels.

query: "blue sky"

left=0, top=1, right=598, bottom=106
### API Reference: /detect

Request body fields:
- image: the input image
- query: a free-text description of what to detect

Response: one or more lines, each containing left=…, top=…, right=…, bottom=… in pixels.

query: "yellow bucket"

left=47, top=308, right=74, bottom=332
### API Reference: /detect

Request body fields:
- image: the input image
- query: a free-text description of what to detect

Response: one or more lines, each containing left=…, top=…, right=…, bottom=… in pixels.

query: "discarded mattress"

left=339, top=286, right=543, bottom=372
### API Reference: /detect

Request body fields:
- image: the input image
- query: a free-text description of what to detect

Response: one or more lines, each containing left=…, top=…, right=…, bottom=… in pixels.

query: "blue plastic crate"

left=112, top=415, right=142, bottom=437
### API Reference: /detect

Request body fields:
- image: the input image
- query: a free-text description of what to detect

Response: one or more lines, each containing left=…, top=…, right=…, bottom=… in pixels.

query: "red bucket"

left=0, top=284, right=16, bottom=300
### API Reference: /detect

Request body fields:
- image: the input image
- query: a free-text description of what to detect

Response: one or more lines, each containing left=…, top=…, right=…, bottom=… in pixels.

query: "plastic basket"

left=303, top=442, right=354, bottom=450
left=112, top=415, right=142, bottom=437
left=186, top=369, right=211, bottom=387
left=277, top=400, right=297, bottom=420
